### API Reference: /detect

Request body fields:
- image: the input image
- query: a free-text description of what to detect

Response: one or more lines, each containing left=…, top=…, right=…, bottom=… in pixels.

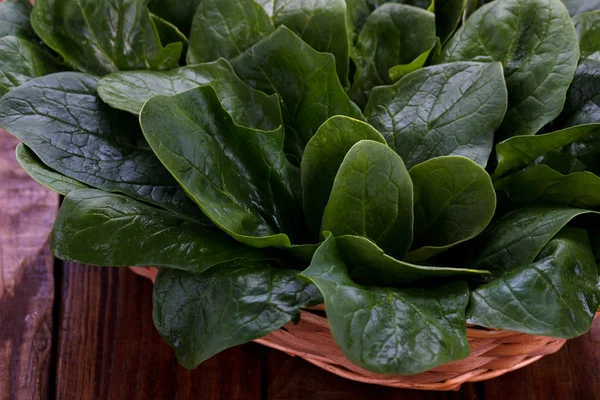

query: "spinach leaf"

left=366, top=62, right=507, bottom=169
left=97, top=59, right=281, bottom=128
left=187, top=0, right=274, bottom=64
left=0, top=72, right=203, bottom=221
left=51, top=189, right=268, bottom=274
left=573, top=11, right=600, bottom=61
left=471, top=206, right=596, bottom=276
left=562, top=0, right=600, bottom=15
left=407, top=156, right=496, bottom=262
left=271, top=0, right=349, bottom=86
left=300, top=235, right=470, bottom=375
left=16, top=143, right=89, bottom=196
left=558, top=59, right=600, bottom=127
left=301, top=116, right=386, bottom=236
left=151, top=13, right=188, bottom=48
left=335, top=235, right=489, bottom=286
left=435, top=0, right=467, bottom=45
left=0, top=0, right=34, bottom=40
left=439, top=0, right=579, bottom=138
left=140, top=85, right=307, bottom=248
left=495, top=164, right=600, bottom=209
left=321, top=140, right=414, bottom=259
left=349, top=3, right=436, bottom=105
left=154, top=262, right=322, bottom=368
left=148, top=0, right=201, bottom=34
left=232, top=26, right=364, bottom=158
left=493, top=124, right=600, bottom=179
left=468, top=228, right=600, bottom=338
left=0, top=36, right=61, bottom=96
left=31, top=0, right=182, bottom=75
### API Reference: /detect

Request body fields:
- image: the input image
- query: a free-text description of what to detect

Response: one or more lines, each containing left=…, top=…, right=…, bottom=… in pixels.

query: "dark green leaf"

left=301, top=116, right=386, bottom=236
left=435, top=0, right=467, bottom=45
left=271, top=0, right=349, bottom=86
left=439, top=0, right=579, bottom=138
left=300, top=235, right=470, bottom=375
left=0, top=72, right=203, bottom=221
left=16, top=143, right=89, bottom=196
left=154, top=262, right=322, bottom=368
left=51, top=189, right=266, bottom=274
left=407, top=156, right=496, bottom=262
left=0, top=0, right=34, bottom=40
left=468, top=228, right=600, bottom=338
left=321, top=140, right=414, bottom=258
left=150, top=13, right=188, bottom=47
left=471, top=206, right=595, bottom=276
left=573, top=11, right=600, bottom=61
left=349, top=3, right=436, bottom=105
left=232, top=26, right=364, bottom=159
left=0, top=36, right=61, bottom=95
left=366, top=62, right=507, bottom=169
left=335, top=234, right=489, bottom=286
left=31, top=0, right=182, bottom=75
left=140, top=85, right=306, bottom=248
left=562, top=0, right=600, bottom=15
left=187, top=0, right=273, bottom=64
left=558, top=59, right=600, bottom=127
left=97, top=59, right=282, bottom=128
left=148, top=0, right=201, bottom=34
left=495, top=164, right=600, bottom=209
left=493, top=124, right=600, bottom=179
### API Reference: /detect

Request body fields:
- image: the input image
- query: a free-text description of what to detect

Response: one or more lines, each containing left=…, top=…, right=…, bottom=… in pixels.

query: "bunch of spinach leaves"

left=1, top=0, right=600, bottom=375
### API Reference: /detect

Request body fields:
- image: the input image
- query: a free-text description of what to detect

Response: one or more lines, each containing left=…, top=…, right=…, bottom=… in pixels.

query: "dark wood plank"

left=0, top=131, right=59, bottom=400
left=480, top=317, right=600, bottom=400
left=55, top=264, right=265, bottom=400
left=266, top=349, right=480, bottom=400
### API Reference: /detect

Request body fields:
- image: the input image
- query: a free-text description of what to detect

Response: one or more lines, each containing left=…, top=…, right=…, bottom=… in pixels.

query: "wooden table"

left=1, top=130, right=599, bottom=400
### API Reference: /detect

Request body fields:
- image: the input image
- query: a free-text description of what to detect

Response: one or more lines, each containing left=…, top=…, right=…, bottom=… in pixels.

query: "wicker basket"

left=129, top=266, right=600, bottom=391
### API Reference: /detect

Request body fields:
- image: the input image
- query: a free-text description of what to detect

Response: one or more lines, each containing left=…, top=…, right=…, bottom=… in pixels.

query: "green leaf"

left=187, top=0, right=273, bottom=65
left=148, top=0, right=201, bottom=34
left=16, top=143, right=89, bottom=196
left=558, top=59, right=600, bottom=127
left=406, top=156, right=496, bottom=262
left=97, top=59, right=282, bottom=127
left=344, top=0, right=371, bottom=34
left=573, top=11, right=600, bottom=61
left=140, top=85, right=306, bottom=248
left=0, top=36, right=61, bottom=95
left=366, top=62, right=507, bottom=169
left=154, top=262, right=322, bottom=368
left=321, top=140, right=414, bottom=259
left=299, top=235, right=470, bottom=375
left=335, top=234, right=489, bottom=286
left=439, top=0, right=579, bottom=138
left=493, top=124, right=600, bottom=179
left=468, top=228, right=600, bottom=338
left=495, top=164, right=600, bottom=209
left=0, top=0, right=34, bottom=40
left=232, top=26, right=364, bottom=159
left=0, top=72, right=203, bottom=221
left=31, top=0, right=182, bottom=75
left=435, top=0, right=467, bottom=45
left=150, top=13, right=188, bottom=47
left=562, top=0, right=600, bottom=15
left=301, top=116, right=386, bottom=236
left=471, top=206, right=595, bottom=276
left=349, top=3, right=436, bottom=106
left=271, top=0, right=349, bottom=86
left=51, top=189, right=267, bottom=274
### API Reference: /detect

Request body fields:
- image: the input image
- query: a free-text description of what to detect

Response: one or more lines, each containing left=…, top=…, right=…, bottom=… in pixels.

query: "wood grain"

left=0, top=131, right=59, bottom=400
left=55, top=264, right=265, bottom=400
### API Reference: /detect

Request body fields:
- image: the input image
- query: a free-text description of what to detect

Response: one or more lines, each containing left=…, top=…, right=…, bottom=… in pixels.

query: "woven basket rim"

left=128, top=266, right=599, bottom=391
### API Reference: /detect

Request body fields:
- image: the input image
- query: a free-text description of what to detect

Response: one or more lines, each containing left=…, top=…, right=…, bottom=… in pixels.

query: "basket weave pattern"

left=130, top=266, right=599, bottom=391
